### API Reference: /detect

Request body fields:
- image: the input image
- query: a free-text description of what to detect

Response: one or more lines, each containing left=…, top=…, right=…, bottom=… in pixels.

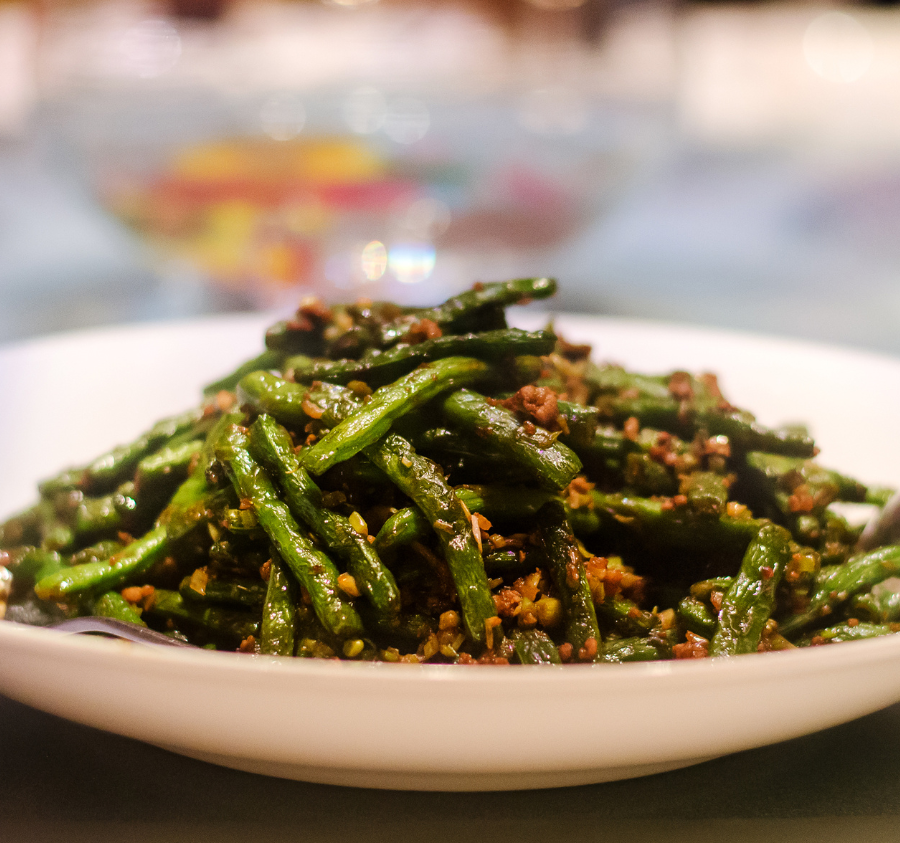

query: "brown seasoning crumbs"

left=402, top=318, right=443, bottom=345
left=495, top=385, right=562, bottom=430
left=673, top=631, right=710, bottom=659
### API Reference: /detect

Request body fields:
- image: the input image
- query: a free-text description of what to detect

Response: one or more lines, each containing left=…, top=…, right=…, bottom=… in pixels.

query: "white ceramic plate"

left=1, top=313, right=900, bottom=792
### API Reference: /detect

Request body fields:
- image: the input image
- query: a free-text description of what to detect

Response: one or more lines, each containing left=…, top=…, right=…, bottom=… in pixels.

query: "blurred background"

left=1, top=0, right=899, bottom=353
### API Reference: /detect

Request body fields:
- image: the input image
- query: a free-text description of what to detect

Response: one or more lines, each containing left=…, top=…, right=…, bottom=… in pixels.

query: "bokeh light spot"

left=388, top=242, right=436, bottom=284
left=803, top=12, right=874, bottom=84
left=361, top=240, right=388, bottom=281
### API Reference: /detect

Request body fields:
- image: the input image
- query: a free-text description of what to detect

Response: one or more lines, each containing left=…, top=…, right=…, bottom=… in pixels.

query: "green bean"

left=377, top=277, right=557, bottom=348
left=709, top=523, right=792, bottom=656
left=373, top=507, right=431, bottom=553
left=300, top=357, right=489, bottom=476
left=482, top=549, right=530, bottom=576
left=442, top=390, right=582, bottom=491
left=570, top=490, right=760, bottom=555
left=779, top=544, right=900, bottom=637
left=32, top=412, right=236, bottom=603
left=590, top=367, right=815, bottom=457
left=742, top=452, right=869, bottom=519
left=179, top=575, right=267, bottom=609
left=93, top=591, right=147, bottom=625
left=797, top=621, right=898, bottom=645
left=847, top=590, right=900, bottom=624
left=4, top=547, right=65, bottom=587
left=41, top=522, right=75, bottom=553
left=260, top=552, right=296, bottom=657
left=363, top=433, right=496, bottom=647
left=214, top=424, right=364, bottom=640
left=287, top=328, right=555, bottom=388
left=237, top=371, right=313, bottom=427
left=374, top=485, right=553, bottom=554
left=0, top=504, right=46, bottom=549
left=34, top=524, right=169, bottom=602
left=158, top=411, right=243, bottom=545
left=681, top=471, right=731, bottom=518
left=867, top=487, right=896, bottom=507
left=11, top=277, right=900, bottom=662
left=511, top=628, right=562, bottom=665
left=249, top=414, right=400, bottom=619
left=69, top=539, right=124, bottom=566
left=135, top=439, right=204, bottom=497
left=554, top=400, right=601, bottom=449
left=40, top=406, right=208, bottom=497
left=596, top=593, right=656, bottom=637
left=535, top=500, right=601, bottom=660
left=71, top=483, right=138, bottom=544
left=677, top=596, right=718, bottom=638
left=622, top=452, right=677, bottom=496
left=203, top=349, right=283, bottom=396
left=220, top=508, right=261, bottom=534
left=407, top=427, right=533, bottom=485
left=147, top=589, right=259, bottom=644
left=599, top=636, right=667, bottom=663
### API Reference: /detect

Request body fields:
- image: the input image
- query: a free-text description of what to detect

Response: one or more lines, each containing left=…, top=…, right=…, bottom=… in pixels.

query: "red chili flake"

left=558, top=643, right=574, bottom=663
left=847, top=617, right=860, bottom=627
left=761, top=566, right=774, bottom=580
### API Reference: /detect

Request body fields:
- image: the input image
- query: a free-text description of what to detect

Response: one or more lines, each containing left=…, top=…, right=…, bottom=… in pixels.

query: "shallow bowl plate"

left=1, top=313, right=899, bottom=791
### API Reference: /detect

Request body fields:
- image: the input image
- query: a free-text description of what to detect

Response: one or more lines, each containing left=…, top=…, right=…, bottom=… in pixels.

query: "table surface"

left=3, top=690, right=900, bottom=842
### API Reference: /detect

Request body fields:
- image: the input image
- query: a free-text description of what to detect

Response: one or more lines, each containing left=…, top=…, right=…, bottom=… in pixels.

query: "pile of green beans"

left=2, top=277, right=899, bottom=664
